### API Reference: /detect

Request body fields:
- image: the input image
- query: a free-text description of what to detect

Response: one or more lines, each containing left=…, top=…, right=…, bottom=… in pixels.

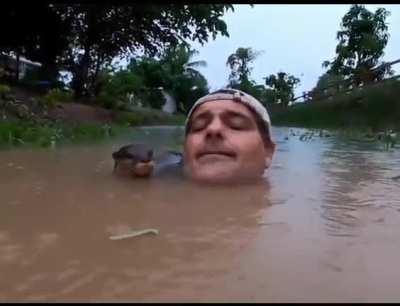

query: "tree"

left=159, top=45, right=207, bottom=89
left=309, top=72, right=347, bottom=102
left=264, top=72, right=300, bottom=107
left=24, top=5, right=72, bottom=83
left=161, top=45, right=206, bottom=77
left=52, top=4, right=232, bottom=98
left=1, top=4, right=232, bottom=98
left=98, top=44, right=209, bottom=112
left=171, top=73, right=209, bottom=114
left=240, top=83, right=276, bottom=106
left=160, top=45, right=209, bottom=113
left=224, top=47, right=278, bottom=106
left=226, top=47, right=263, bottom=87
left=97, top=58, right=166, bottom=109
left=0, top=4, right=72, bottom=83
left=0, top=4, right=44, bottom=81
left=323, top=5, right=392, bottom=86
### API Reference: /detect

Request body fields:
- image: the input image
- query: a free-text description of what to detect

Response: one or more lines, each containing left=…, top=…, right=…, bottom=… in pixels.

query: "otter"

left=112, top=143, right=154, bottom=178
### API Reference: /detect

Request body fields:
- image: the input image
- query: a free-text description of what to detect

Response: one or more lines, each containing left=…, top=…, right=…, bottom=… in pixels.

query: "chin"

left=133, top=161, right=154, bottom=178
left=186, top=167, right=250, bottom=185
left=195, top=175, right=233, bottom=185
left=194, top=174, right=262, bottom=185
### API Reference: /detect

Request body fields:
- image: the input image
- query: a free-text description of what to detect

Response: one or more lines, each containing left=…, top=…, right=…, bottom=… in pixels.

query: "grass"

left=0, top=83, right=186, bottom=149
left=114, top=107, right=186, bottom=127
left=0, top=120, right=132, bottom=149
left=0, top=106, right=185, bottom=150
left=0, top=84, right=186, bottom=149
left=271, top=79, right=400, bottom=131
left=0, top=106, right=186, bottom=149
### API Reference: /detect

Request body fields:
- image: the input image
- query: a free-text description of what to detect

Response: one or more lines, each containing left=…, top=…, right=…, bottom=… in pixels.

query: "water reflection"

left=319, top=138, right=400, bottom=238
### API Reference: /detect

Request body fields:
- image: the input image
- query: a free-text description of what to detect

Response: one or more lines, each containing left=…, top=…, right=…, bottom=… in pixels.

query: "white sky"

left=190, top=4, right=400, bottom=98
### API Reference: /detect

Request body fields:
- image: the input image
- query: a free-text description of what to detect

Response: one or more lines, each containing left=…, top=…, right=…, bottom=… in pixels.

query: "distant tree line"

left=223, top=5, right=396, bottom=108
left=0, top=4, right=233, bottom=105
left=0, top=4, right=396, bottom=113
left=309, top=4, right=395, bottom=102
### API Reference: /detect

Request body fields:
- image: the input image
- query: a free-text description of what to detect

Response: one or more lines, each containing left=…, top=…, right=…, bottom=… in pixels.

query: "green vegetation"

left=0, top=120, right=131, bottom=149
left=271, top=4, right=399, bottom=131
left=264, top=72, right=300, bottom=107
left=0, top=3, right=399, bottom=146
left=38, top=88, right=74, bottom=108
left=97, top=44, right=209, bottom=114
left=226, top=47, right=264, bottom=88
left=0, top=84, right=11, bottom=99
left=225, top=47, right=301, bottom=108
left=0, top=83, right=184, bottom=148
left=0, top=109, right=184, bottom=149
left=272, top=79, right=400, bottom=130
left=0, top=4, right=233, bottom=99
left=0, top=3, right=221, bottom=148
left=322, top=5, right=392, bottom=86
left=114, top=108, right=185, bottom=127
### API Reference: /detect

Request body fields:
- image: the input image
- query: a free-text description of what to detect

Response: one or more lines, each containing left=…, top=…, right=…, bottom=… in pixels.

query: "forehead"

left=191, top=100, right=255, bottom=118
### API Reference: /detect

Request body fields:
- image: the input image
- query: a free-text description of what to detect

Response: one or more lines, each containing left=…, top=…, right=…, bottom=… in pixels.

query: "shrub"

left=0, top=120, right=131, bottom=149
left=271, top=79, right=400, bottom=130
left=39, top=88, right=73, bottom=108
left=114, top=111, right=145, bottom=126
left=0, top=84, right=11, bottom=99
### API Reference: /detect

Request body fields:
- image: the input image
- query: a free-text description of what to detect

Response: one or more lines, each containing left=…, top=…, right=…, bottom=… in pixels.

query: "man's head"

left=183, top=88, right=275, bottom=184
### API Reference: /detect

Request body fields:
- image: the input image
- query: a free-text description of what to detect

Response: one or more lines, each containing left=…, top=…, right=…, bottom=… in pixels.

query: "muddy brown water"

left=1, top=126, right=400, bottom=302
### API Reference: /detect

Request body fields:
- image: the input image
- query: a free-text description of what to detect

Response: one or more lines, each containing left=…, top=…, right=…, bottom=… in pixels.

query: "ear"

left=265, top=156, right=272, bottom=169
left=264, top=142, right=275, bottom=169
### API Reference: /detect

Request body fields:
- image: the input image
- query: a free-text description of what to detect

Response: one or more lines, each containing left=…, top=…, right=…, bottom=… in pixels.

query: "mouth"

left=196, top=150, right=236, bottom=160
left=139, top=159, right=152, bottom=163
left=132, top=161, right=154, bottom=177
left=135, top=160, right=154, bottom=166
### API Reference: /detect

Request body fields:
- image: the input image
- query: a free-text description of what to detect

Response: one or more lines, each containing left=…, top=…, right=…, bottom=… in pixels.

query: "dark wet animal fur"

left=112, top=143, right=154, bottom=171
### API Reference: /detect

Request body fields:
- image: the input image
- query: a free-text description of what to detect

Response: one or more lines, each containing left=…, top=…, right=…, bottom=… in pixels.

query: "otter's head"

left=112, top=144, right=154, bottom=178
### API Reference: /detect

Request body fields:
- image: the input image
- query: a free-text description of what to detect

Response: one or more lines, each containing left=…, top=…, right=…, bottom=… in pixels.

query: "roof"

left=1, top=54, right=42, bottom=67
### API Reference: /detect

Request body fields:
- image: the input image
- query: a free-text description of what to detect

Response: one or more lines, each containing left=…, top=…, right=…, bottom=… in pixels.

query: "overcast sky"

left=189, top=4, right=400, bottom=98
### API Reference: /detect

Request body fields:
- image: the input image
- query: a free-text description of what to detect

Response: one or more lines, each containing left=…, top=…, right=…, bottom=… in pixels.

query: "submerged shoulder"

left=153, top=150, right=184, bottom=178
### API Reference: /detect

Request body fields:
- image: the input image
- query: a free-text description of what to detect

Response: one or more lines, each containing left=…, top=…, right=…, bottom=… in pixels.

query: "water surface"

left=1, top=126, right=400, bottom=302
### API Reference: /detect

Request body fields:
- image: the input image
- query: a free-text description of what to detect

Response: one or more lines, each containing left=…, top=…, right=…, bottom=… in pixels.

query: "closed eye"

left=189, top=114, right=211, bottom=132
left=188, top=110, right=255, bottom=132
left=190, top=118, right=207, bottom=132
left=225, top=114, right=252, bottom=130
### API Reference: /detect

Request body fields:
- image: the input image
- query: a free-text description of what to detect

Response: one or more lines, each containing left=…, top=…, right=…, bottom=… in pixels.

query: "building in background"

left=0, top=53, right=42, bottom=81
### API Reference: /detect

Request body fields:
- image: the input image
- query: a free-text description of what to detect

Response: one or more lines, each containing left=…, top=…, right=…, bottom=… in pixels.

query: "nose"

left=205, top=116, right=225, bottom=140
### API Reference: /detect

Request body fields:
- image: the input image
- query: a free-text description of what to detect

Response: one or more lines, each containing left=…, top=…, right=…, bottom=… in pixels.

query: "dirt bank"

left=47, top=102, right=114, bottom=124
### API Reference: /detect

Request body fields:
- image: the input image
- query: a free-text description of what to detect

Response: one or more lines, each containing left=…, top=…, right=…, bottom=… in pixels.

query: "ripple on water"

left=1, top=126, right=400, bottom=301
left=318, top=139, right=400, bottom=239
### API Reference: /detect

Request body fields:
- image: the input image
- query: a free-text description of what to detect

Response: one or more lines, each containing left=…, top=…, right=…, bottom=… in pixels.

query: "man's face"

left=183, top=100, right=275, bottom=184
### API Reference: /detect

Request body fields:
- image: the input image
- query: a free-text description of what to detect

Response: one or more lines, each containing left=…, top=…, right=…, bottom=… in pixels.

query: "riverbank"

left=0, top=84, right=185, bottom=148
left=270, top=79, right=400, bottom=132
